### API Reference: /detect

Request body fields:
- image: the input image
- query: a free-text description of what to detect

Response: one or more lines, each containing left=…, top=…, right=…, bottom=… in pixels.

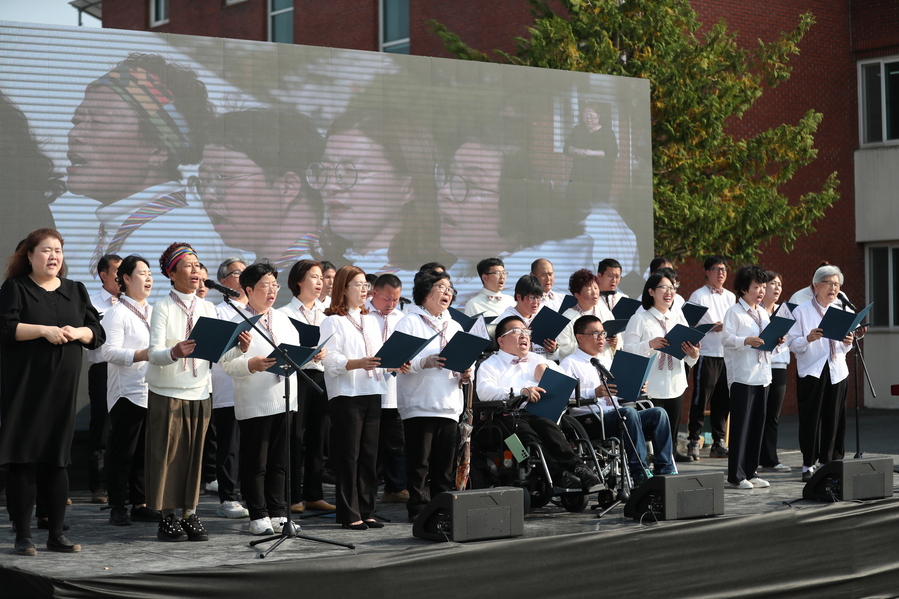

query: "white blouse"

left=320, top=308, right=388, bottom=400
left=623, top=306, right=697, bottom=400
left=101, top=295, right=152, bottom=410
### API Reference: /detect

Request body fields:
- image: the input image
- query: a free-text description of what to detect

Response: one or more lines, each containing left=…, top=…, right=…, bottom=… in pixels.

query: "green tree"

left=430, top=0, right=839, bottom=264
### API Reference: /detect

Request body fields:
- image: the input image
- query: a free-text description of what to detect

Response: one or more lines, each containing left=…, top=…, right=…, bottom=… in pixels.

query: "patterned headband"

left=92, top=65, right=191, bottom=159
left=165, top=246, right=196, bottom=276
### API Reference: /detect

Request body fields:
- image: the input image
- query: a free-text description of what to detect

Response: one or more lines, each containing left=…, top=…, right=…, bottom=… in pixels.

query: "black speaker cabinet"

left=802, top=457, right=894, bottom=502
left=412, top=487, right=525, bottom=542
left=624, top=473, right=724, bottom=521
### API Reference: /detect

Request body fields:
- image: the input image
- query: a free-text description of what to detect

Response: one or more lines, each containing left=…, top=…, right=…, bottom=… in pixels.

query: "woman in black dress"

left=0, top=228, right=104, bottom=556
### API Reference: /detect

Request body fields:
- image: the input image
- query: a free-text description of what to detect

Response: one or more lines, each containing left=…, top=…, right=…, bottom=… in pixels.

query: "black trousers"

left=238, top=412, right=289, bottom=521
left=87, top=362, right=108, bottom=492
left=651, top=395, right=683, bottom=442
left=105, top=398, right=148, bottom=507
left=759, top=368, right=787, bottom=467
left=329, top=395, right=380, bottom=524
left=403, top=416, right=456, bottom=516
left=292, top=370, right=329, bottom=503
left=6, top=463, right=67, bottom=540
left=378, top=408, right=406, bottom=494
left=213, top=407, right=240, bottom=503
left=797, top=368, right=847, bottom=467
left=688, top=356, right=730, bottom=444
left=498, top=411, right=577, bottom=477
left=727, top=383, right=767, bottom=484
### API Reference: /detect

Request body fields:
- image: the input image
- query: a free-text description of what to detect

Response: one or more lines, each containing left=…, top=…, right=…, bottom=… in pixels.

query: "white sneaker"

left=772, top=463, right=791, bottom=472
left=728, top=479, right=754, bottom=489
left=205, top=480, right=219, bottom=494
left=218, top=501, right=249, bottom=519
left=271, top=517, right=299, bottom=534
left=249, top=517, right=273, bottom=535
left=748, top=477, right=770, bottom=488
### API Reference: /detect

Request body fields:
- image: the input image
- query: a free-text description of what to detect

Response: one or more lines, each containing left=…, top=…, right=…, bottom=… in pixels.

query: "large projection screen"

left=0, top=21, right=653, bottom=303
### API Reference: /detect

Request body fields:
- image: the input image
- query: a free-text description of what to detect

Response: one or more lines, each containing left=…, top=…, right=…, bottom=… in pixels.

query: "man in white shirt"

left=559, top=315, right=675, bottom=483
left=495, top=275, right=559, bottom=357
left=366, top=274, right=409, bottom=503
left=687, top=256, right=736, bottom=459
left=597, top=258, right=628, bottom=313
left=86, top=253, right=122, bottom=504
left=476, top=316, right=601, bottom=490
left=464, top=258, right=515, bottom=317
left=531, top=259, right=563, bottom=312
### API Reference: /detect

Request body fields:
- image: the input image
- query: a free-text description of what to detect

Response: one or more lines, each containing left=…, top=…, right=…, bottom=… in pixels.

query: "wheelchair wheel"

left=596, top=488, right=617, bottom=509
left=559, top=492, right=589, bottom=513
left=468, top=464, right=492, bottom=489
left=529, top=476, right=552, bottom=509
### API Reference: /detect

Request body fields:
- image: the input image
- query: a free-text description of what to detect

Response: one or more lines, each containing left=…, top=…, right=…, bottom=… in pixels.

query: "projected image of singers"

left=192, top=108, right=325, bottom=272
left=64, top=53, right=242, bottom=288
left=309, top=108, right=450, bottom=277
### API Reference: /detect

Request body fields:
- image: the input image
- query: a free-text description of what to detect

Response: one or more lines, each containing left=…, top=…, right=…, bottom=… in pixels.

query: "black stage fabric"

left=5, top=497, right=899, bottom=598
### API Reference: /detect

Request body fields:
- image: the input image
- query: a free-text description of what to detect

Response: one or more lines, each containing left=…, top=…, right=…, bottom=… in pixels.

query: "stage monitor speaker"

left=623, top=473, right=724, bottom=521
left=802, top=457, right=894, bottom=502
left=412, top=487, right=525, bottom=542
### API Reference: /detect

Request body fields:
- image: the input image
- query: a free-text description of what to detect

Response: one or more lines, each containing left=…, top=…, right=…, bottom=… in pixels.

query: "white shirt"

left=394, top=305, right=465, bottom=421
left=558, top=349, right=617, bottom=415
left=786, top=299, right=852, bottom=383
left=476, top=350, right=559, bottom=402
left=278, top=296, right=327, bottom=372
left=556, top=302, right=616, bottom=362
left=101, top=295, right=151, bottom=410
left=494, top=305, right=558, bottom=359
left=320, top=308, right=388, bottom=399
left=541, top=290, right=565, bottom=313
left=147, top=288, right=218, bottom=401
left=789, top=285, right=843, bottom=310
left=721, top=298, right=773, bottom=388
left=598, top=289, right=629, bottom=314
left=623, top=307, right=696, bottom=399
left=87, top=287, right=118, bottom=364
left=688, top=285, right=736, bottom=357
left=465, top=287, right=515, bottom=318
left=222, top=308, right=300, bottom=421
left=635, top=293, right=685, bottom=316
left=210, top=300, right=244, bottom=409
left=365, top=299, right=405, bottom=409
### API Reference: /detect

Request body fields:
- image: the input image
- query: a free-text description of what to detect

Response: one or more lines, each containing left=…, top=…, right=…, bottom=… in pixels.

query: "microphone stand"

left=218, top=295, right=353, bottom=556
left=839, top=295, right=876, bottom=459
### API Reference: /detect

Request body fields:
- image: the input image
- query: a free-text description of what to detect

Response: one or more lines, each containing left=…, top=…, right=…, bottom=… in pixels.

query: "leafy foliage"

left=430, top=0, right=839, bottom=264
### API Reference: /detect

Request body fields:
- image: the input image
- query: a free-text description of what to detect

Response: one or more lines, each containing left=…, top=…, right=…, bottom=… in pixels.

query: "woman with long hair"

left=0, top=228, right=104, bottom=555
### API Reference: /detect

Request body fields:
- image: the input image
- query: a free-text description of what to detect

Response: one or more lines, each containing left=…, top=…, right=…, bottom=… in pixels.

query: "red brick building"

left=94, top=0, right=899, bottom=414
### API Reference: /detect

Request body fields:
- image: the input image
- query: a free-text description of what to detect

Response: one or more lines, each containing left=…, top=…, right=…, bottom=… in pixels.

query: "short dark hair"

left=640, top=272, right=671, bottom=310
left=597, top=258, right=621, bottom=274
left=649, top=256, right=673, bottom=274
left=733, top=265, right=770, bottom=298
left=374, top=273, right=402, bottom=291
left=477, top=257, right=505, bottom=278
left=286, top=259, right=321, bottom=297
left=413, top=269, right=451, bottom=306
left=495, top=315, right=526, bottom=340
left=115, top=254, right=150, bottom=295
left=514, top=274, right=543, bottom=300
left=703, top=255, right=728, bottom=271
left=573, top=314, right=601, bottom=336
left=568, top=269, right=598, bottom=296
left=365, top=273, right=378, bottom=286
left=98, top=254, right=122, bottom=274
left=239, top=262, right=278, bottom=292
left=419, top=261, right=445, bottom=273
left=320, top=260, right=336, bottom=273
left=656, top=266, right=679, bottom=283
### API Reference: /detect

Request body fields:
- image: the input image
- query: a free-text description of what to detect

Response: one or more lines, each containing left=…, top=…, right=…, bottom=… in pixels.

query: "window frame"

left=149, top=0, right=170, bottom=27
left=860, top=57, right=899, bottom=148
left=866, top=243, right=899, bottom=329
left=268, top=0, right=294, bottom=44
left=379, top=0, right=410, bottom=54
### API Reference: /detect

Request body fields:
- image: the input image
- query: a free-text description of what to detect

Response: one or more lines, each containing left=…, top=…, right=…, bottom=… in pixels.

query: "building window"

left=269, top=0, right=294, bottom=44
left=861, top=58, right=899, bottom=145
left=150, top=0, right=169, bottom=27
left=867, top=244, right=899, bottom=327
left=380, top=0, right=410, bottom=54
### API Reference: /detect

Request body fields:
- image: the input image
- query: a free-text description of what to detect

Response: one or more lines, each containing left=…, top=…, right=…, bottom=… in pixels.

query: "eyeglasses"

left=708, top=267, right=727, bottom=273
left=434, top=283, right=457, bottom=298
left=522, top=295, right=543, bottom=303
left=225, top=270, right=244, bottom=279
left=499, top=327, right=532, bottom=338
left=349, top=282, right=373, bottom=291
left=819, top=281, right=841, bottom=288
left=188, top=173, right=261, bottom=202
left=305, top=162, right=358, bottom=190
left=577, top=331, right=608, bottom=339
left=485, top=270, right=507, bottom=277
left=255, top=283, right=281, bottom=292
left=654, top=285, right=678, bottom=293
left=435, top=164, right=500, bottom=204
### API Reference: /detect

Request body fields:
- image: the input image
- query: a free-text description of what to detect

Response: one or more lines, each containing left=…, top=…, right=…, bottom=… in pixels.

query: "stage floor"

left=2, top=448, right=899, bottom=598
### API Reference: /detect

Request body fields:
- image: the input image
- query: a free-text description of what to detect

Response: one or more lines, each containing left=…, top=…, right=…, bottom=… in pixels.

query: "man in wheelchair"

left=475, top=316, right=601, bottom=491
left=559, top=315, right=676, bottom=485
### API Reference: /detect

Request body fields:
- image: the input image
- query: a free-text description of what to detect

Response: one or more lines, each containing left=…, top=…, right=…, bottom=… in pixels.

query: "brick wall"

left=102, top=0, right=267, bottom=41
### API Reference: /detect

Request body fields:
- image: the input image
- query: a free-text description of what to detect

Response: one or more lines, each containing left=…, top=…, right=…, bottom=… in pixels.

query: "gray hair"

left=813, top=265, right=843, bottom=285
left=217, top=256, right=248, bottom=281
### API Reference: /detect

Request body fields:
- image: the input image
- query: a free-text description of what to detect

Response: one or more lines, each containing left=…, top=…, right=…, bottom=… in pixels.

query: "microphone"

left=590, top=357, right=614, bottom=381
left=837, top=291, right=857, bottom=312
left=204, top=279, right=240, bottom=299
